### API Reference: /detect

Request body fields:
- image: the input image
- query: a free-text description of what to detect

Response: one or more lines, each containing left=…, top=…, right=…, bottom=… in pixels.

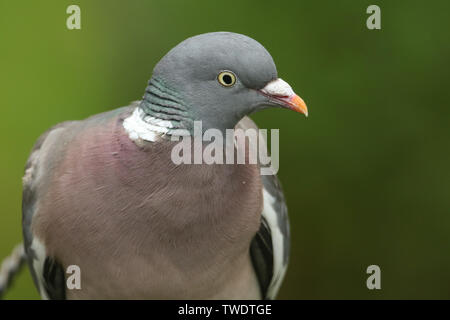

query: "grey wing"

left=22, top=122, right=71, bottom=300
left=235, top=116, right=290, bottom=300
left=22, top=104, right=138, bottom=300
left=250, top=174, right=290, bottom=299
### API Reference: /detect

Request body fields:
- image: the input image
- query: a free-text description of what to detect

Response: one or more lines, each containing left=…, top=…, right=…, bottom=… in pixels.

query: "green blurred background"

left=1, top=0, right=449, bottom=299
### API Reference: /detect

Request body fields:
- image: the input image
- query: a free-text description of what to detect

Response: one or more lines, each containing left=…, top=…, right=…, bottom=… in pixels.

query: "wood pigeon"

left=20, top=32, right=308, bottom=299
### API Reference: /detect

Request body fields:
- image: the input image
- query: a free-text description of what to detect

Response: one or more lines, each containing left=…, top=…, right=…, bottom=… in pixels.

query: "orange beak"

left=277, top=94, right=308, bottom=117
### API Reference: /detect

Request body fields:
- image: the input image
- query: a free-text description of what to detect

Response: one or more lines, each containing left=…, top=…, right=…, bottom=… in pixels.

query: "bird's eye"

left=217, top=71, right=236, bottom=87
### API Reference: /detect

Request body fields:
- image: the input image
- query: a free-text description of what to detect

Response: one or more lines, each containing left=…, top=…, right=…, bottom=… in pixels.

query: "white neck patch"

left=123, top=107, right=173, bottom=142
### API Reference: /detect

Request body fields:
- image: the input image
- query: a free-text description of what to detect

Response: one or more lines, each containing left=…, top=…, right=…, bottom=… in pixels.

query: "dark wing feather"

left=250, top=216, right=273, bottom=299
left=43, top=257, right=66, bottom=300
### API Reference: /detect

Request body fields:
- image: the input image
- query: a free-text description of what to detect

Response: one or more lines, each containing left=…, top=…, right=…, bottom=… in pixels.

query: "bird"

left=20, top=32, right=308, bottom=299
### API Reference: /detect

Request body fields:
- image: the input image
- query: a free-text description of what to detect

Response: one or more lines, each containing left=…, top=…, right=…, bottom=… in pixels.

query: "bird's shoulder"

left=22, top=104, right=135, bottom=189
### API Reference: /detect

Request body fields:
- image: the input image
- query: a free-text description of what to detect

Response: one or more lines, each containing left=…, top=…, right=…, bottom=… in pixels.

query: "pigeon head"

left=140, top=32, right=308, bottom=134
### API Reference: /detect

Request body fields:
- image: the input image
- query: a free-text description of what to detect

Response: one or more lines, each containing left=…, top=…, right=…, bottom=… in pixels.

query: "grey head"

left=140, top=32, right=307, bottom=134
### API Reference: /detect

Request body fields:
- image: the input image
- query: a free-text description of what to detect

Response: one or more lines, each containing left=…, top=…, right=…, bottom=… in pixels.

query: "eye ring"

left=217, top=71, right=236, bottom=87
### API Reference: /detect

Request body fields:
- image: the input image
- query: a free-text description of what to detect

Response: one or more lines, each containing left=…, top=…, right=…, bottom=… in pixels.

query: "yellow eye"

left=217, top=71, right=236, bottom=87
